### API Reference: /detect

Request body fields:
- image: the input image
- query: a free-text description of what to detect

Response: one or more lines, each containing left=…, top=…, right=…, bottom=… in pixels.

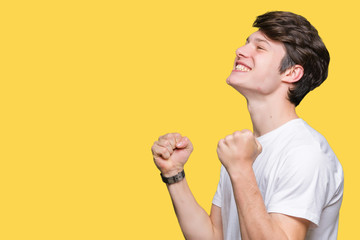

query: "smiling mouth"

left=235, top=64, right=251, bottom=72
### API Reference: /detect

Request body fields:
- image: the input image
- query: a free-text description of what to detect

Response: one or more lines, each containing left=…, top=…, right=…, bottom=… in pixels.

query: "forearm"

left=166, top=178, right=221, bottom=240
left=230, top=168, right=288, bottom=240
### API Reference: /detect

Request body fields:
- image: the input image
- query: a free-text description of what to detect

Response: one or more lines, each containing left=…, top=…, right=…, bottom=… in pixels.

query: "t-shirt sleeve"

left=212, top=166, right=223, bottom=208
left=267, top=145, right=332, bottom=226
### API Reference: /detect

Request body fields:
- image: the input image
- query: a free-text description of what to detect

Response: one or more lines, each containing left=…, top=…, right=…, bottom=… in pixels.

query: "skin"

left=151, top=30, right=310, bottom=239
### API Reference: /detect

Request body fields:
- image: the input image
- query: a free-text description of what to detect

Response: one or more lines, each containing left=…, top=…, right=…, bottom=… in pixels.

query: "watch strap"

left=161, top=170, right=185, bottom=184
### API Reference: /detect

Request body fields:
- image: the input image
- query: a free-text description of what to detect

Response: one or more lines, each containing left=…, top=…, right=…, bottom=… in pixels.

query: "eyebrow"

left=246, top=37, right=271, bottom=47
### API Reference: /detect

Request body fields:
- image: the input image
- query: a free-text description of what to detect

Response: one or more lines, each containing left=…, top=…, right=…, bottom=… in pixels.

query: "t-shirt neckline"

left=256, top=118, right=304, bottom=143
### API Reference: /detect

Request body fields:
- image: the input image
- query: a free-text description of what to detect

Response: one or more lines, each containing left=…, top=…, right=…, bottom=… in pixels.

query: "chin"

left=226, top=77, right=231, bottom=85
left=226, top=74, right=236, bottom=85
left=226, top=76, right=249, bottom=95
left=226, top=74, right=242, bottom=87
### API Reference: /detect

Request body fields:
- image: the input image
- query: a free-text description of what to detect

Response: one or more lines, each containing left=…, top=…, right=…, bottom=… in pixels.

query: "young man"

left=151, top=11, right=344, bottom=240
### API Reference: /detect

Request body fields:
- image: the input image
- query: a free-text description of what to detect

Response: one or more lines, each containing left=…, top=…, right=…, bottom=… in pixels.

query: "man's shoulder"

left=265, top=119, right=340, bottom=170
left=282, top=120, right=342, bottom=179
left=279, top=119, right=331, bottom=153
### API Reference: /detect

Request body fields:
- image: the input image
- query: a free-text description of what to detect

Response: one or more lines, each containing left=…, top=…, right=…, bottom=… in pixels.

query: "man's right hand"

left=151, top=133, right=193, bottom=177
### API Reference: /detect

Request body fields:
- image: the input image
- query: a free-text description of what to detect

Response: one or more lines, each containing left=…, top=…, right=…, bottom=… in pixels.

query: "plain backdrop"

left=0, top=0, right=358, bottom=239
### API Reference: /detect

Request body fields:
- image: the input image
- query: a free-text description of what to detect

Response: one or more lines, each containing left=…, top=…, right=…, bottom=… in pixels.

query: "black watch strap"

left=161, top=170, right=185, bottom=184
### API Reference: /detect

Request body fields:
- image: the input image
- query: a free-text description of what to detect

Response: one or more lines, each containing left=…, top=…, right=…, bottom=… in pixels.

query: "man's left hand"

left=217, top=130, right=262, bottom=177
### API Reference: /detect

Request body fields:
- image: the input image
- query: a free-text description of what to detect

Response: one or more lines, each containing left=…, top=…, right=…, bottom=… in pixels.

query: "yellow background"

left=0, top=0, right=358, bottom=239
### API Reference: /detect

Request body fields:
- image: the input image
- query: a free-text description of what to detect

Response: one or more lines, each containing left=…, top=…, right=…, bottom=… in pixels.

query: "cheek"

left=253, top=68, right=282, bottom=94
left=258, top=59, right=281, bottom=79
left=258, top=76, right=282, bottom=94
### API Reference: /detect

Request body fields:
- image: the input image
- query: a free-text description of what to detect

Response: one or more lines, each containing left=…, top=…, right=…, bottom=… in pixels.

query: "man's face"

left=226, top=31, right=287, bottom=96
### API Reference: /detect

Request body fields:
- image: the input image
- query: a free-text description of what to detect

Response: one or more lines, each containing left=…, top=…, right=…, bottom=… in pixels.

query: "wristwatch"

left=161, top=170, right=185, bottom=184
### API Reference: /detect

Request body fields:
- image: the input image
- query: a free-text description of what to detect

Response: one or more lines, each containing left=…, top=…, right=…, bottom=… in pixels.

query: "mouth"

left=233, top=61, right=252, bottom=72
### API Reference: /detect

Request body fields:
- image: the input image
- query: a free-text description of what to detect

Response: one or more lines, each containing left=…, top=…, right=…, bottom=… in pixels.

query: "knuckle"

left=166, top=134, right=177, bottom=145
left=161, top=148, right=168, bottom=155
left=151, top=145, right=155, bottom=153
left=243, top=129, right=252, bottom=134
left=151, top=144, right=158, bottom=152
left=164, top=133, right=171, bottom=139
left=241, top=129, right=253, bottom=138
left=160, top=133, right=172, bottom=139
left=233, top=131, right=241, bottom=137
left=166, top=133, right=176, bottom=139
left=225, top=135, right=232, bottom=141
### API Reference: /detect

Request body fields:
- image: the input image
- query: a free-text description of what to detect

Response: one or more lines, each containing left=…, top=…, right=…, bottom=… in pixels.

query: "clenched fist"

left=151, top=133, right=193, bottom=177
left=217, top=130, right=262, bottom=177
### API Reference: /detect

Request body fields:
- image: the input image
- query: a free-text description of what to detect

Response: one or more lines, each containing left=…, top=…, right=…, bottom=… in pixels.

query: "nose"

left=236, top=45, right=250, bottom=58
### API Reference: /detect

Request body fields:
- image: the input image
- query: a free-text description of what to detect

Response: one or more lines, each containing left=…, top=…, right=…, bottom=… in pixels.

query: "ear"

left=281, top=65, right=304, bottom=83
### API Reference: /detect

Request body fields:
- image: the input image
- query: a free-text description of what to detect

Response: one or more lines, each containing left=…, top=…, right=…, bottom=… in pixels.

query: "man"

left=151, top=11, right=344, bottom=240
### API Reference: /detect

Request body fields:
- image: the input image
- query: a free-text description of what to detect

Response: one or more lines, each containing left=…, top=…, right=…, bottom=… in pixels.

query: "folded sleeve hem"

left=212, top=196, right=221, bottom=208
left=267, top=206, right=320, bottom=227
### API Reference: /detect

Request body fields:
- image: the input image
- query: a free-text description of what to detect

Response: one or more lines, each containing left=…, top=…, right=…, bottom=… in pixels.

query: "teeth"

left=235, top=64, right=250, bottom=72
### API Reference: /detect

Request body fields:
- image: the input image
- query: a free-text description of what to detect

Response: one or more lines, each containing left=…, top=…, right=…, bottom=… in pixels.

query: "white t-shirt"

left=212, top=119, right=344, bottom=240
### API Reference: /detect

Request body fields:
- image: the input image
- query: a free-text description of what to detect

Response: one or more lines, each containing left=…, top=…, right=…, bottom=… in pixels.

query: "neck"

left=246, top=97, right=298, bottom=137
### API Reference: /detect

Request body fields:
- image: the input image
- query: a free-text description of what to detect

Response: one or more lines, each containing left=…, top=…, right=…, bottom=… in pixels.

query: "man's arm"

left=151, top=133, right=223, bottom=240
left=217, top=130, right=310, bottom=240
left=166, top=179, right=223, bottom=240
left=230, top=166, right=310, bottom=240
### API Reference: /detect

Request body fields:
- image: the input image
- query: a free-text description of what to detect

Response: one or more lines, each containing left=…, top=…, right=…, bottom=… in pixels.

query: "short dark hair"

left=253, top=11, right=330, bottom=106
